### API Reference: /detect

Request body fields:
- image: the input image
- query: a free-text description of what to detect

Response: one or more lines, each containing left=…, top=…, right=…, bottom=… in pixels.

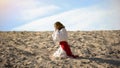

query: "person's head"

left=54, top=21, right=65, bottom=30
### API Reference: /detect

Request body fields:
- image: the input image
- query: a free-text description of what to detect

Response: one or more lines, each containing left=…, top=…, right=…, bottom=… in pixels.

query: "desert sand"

left=0, top=30, right=120, bottom=68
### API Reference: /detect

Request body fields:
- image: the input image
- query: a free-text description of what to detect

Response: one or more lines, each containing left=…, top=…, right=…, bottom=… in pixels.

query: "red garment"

left=60, top=41, right=78, bottom=58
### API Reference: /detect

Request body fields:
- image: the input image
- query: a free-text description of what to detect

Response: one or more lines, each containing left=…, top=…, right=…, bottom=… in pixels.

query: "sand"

left=0, top=30, right=120, bottom=68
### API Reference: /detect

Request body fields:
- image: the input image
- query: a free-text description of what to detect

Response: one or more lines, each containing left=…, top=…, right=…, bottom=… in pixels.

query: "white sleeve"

left=52, top=28, right=68, bottom=42
left=61, top=28, right=68, bottom=40
left=52, top=30, right=60, bottom=41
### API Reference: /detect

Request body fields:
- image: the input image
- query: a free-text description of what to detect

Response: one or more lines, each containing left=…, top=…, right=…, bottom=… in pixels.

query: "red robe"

left=60, top=41, right=78, bottom=58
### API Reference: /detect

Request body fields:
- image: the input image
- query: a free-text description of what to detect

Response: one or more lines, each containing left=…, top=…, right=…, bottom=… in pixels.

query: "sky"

left=0, top=0, right=120, bottom=31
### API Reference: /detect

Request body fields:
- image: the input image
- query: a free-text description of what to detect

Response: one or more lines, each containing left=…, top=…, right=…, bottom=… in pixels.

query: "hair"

left=54, top=21, right=65, bottom=30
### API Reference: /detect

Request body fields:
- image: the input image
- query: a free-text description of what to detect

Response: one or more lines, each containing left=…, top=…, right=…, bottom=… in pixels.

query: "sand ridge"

left=0, top=30, right=120, bottom=68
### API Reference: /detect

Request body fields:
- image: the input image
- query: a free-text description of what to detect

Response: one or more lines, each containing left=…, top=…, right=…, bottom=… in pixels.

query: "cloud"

left=12, top=0, right=60, bottom=20
left=1, top=0, right=120, bottom=31
left=12, top=6, right=107, bottom=31
left=0, top=0, right=60, bottom=30
left=101, top=0, right=120, bottom=30
left=20, top=5, right=60, bottom=20
left=0, top=0, right=17, bottom=26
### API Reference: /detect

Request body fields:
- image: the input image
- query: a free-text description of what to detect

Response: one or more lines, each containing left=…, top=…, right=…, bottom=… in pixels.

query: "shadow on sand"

left=75, top=56, right=120, bottom=66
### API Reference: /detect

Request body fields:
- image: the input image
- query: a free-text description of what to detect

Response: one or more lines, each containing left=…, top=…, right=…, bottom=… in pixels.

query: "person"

left=52, top=21, right=78, bottom=58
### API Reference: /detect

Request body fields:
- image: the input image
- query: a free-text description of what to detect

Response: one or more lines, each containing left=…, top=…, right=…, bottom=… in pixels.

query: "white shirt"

left=52, top=28, right=68, bottom=42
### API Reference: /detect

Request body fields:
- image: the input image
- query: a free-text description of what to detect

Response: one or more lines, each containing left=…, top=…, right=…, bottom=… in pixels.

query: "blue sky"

left=0, top=0, right=120, bottom=31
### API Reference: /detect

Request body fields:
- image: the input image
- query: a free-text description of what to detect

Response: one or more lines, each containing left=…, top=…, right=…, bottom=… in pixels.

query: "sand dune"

left=0, top=30, right=120, bottom=68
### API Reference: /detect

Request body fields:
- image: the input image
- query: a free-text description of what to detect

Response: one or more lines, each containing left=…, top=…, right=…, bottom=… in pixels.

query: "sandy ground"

left=0, top=30, right=120, bottom=68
